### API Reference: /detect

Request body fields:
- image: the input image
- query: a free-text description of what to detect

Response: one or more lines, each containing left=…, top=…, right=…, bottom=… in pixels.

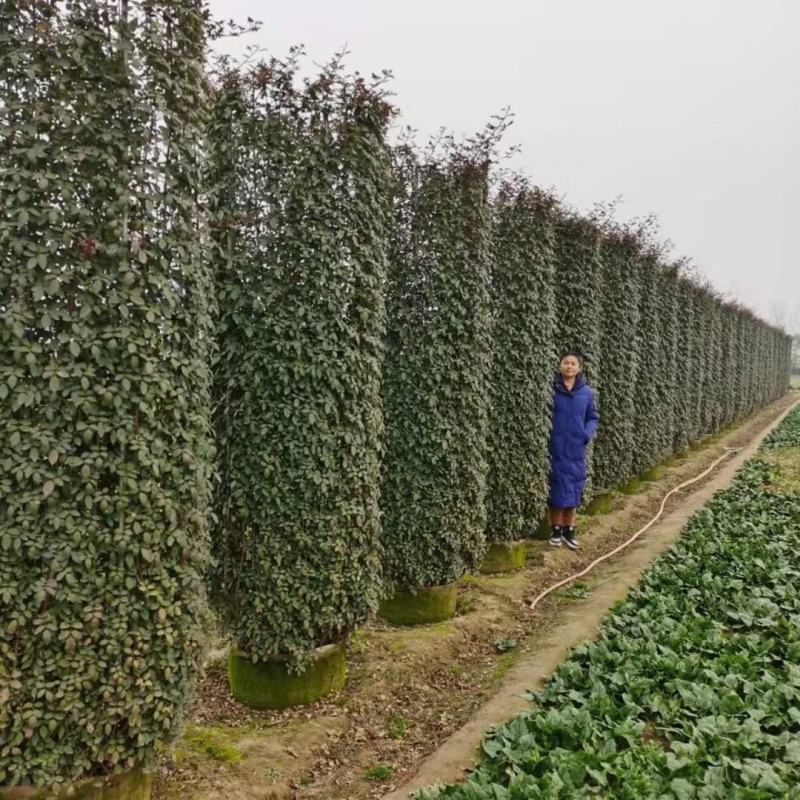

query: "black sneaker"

left=562, top=527, right=579, bottom=550
left=549, top=526, right=563, bottom=547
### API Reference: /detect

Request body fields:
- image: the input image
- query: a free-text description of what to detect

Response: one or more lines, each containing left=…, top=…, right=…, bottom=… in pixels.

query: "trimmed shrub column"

left=631, top=252, right=663, bottom=478
left=654, top=264, right=680, bottom=465
left=672, top=276, right=696, bottom=455
left=208, top=58, right=392, bottom=706
left=593, top=230, right=642, bottom=494
left=483, top=182, right=556, bottom=568
left=380, top=142, right=493, bottom=623
left=692, top=288, right=711, bottom=439
left=0, top=1, right=212, bottom=793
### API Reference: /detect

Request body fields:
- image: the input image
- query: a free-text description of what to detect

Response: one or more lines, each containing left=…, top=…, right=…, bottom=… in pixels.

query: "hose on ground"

left=528, top=446, right=742, bottom=612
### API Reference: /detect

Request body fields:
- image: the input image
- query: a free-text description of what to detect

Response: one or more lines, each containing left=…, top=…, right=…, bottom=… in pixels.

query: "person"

left=547, top=351, right=599, bottom=550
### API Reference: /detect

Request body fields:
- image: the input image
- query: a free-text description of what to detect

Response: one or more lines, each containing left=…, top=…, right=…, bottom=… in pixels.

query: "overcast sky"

left=209, top=0, right=799, bottom=333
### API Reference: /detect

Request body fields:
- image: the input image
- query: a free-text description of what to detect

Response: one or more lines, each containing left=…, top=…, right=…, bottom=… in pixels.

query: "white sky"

left=209, top=0, right=800, bottom=333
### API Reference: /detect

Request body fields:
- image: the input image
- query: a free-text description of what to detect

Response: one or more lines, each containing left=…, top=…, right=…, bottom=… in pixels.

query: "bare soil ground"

left=152, top=391, right=799, bottom=800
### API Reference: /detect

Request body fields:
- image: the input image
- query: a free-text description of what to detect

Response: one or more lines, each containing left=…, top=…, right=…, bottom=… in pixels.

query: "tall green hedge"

left=0, top=0, right=212, bottom=786
left=735, top=311, right=751, bottom=419
left=207, top=57, right=392, bottom=670
left=593, top=231, right=642, bottom=492
left=719, top=303, right=738, bottom=428
left=653, top=264, right=680, bottom=464
left=686, top=283, right=705, bottom=440
left=485, top=182, right=556, bottom=542
left=702, top=293, right=723, bottom=434
left=551, top=214, right=603, bottom=384
left=381, top=143, right=492, bottom=589
left=630, top=252, right=663, bottom=476
left=671, top=276, right=696, bottom=454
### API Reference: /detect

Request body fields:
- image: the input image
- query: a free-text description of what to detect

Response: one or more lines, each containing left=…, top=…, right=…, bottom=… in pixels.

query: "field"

left=415, top=402, right=800, bottom=799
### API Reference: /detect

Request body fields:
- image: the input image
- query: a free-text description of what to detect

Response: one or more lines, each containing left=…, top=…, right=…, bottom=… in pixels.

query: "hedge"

left=380, top=141, right=493, bottom=590
left=207, top=56, right=393, bottom=670
left=652, top=263, right=680, bottom=465
left=630, top=250, right=663, bottom=477
left=688, top=283, right=708, bottom=443
left=485, top=182, right=556, bottom=543
left=0, top=0, right=213, bottom=786
left=719, top=303, right=738, bottom=429
left=593, top=230, right=643, bottom=493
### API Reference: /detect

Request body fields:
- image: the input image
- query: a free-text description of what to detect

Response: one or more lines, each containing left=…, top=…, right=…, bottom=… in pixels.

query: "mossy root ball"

left=228, top=641, right=347, bottom=710
left=378, top=584, right=457, bottom=626
left=479, top=541, right=526, bottom=574
left=0, top=769, right=151, bottom=800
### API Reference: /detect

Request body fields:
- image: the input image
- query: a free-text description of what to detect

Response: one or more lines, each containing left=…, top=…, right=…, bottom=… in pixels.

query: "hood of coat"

left=554, top=372, right=588, bottom=395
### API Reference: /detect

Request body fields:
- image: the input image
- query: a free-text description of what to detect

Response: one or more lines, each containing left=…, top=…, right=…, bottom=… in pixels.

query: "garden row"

left=0, top=2, right=792, bottom=795
left=416, top=403, right=800, bottom=799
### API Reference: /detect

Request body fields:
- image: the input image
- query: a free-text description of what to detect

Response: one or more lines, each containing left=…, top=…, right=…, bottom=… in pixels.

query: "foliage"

left=414, top=405, right=800, bottom=799
left=719, top=303, right=739, bottom=429
left=593, top=230, right=642, bottom=492
left=762, top=404, right=800, bottom=449
left=380, top=134, right=494, bottom=590
left=206, top=54, right=393, bottom=669
left=652, top=263, right=680, bottom=462
left=630, top=251, right=663, bottom=476
left=386, top=715, right=410, bottom=740
left=687, top=283, right=707, bottom=443
left=0, top=0, right=213, bottom=786
left=485, top=181, right=556, bottom=542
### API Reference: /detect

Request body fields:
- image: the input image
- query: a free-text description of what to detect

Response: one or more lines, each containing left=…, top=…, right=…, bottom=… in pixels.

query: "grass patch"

left=455, top=591, right=479, bottom=614
left=557, top=580, right=590, bottom=600
left=349, top=628, right=369, bottom=654
left=449, top=663, right=465, bottom=678
left=179, top=724, right=244, bottom=765
left=491, top=651, right=518, bottom=681
left=386, top=715, right=410, bottom=740
left=364, top=763, right=395, bottom=781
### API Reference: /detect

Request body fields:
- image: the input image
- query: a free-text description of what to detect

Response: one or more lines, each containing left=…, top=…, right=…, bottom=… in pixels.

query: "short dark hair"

left=559, top=350, right=584, bottom=366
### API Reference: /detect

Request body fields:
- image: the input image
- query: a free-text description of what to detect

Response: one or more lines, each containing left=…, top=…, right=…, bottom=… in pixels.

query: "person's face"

left=560, top=355, right=581, bottom=378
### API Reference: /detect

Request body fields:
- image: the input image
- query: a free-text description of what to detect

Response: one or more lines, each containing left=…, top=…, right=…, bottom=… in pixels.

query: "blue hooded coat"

left=547, top=373, right=599, bottom=508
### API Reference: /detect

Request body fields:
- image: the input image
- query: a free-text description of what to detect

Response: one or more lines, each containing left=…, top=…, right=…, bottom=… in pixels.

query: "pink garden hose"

left=528, top=446, right=742, bottom=612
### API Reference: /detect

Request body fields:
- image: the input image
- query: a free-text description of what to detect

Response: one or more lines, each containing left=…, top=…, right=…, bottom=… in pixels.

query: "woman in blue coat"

left=547, top=351, right=599, bottom=550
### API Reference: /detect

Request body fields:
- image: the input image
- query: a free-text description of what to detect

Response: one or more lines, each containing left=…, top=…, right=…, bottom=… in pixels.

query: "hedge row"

left=2, top=25, right=793, bottom=789
left=0, top=0, right=213, bottom=786
left=208, top=58, right=790, bottom=659
left=572, top=227, right=791, bottom=503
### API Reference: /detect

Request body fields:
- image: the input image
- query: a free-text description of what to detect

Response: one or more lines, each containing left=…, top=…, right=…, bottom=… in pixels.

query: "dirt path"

left=383, top=393, right=800, bottom=800
left=152, top=392, right=799, bottom=800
